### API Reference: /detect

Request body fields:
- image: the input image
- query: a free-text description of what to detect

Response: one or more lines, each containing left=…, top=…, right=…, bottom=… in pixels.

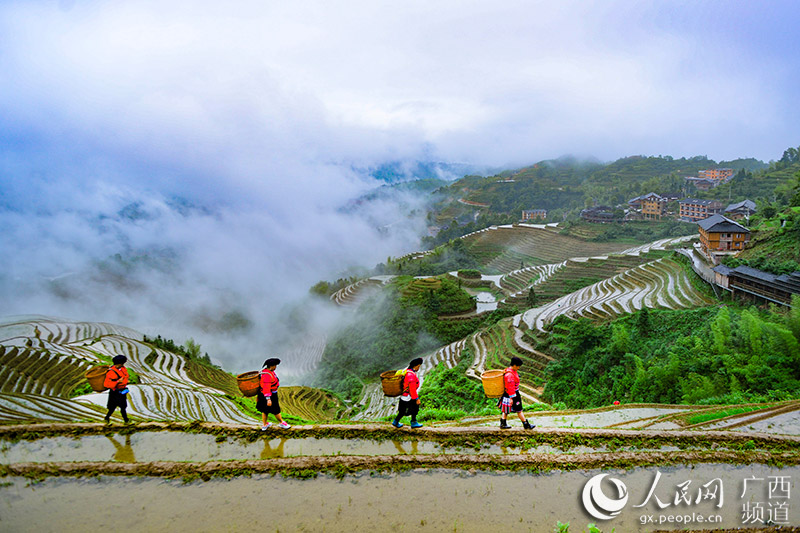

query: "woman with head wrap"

left=257, top=357, right=291, bottom=430
left=392, top=357, right=424, bottom=429
left=499, top=356, right=534, bottom=430
left=104, top=354, right=131, bottom=424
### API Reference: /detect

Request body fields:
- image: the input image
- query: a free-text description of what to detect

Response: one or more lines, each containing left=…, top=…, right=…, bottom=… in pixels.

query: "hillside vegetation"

left=540, top=302, right=800, bottom=408
left=718, top=165, right=800, bottom=275
left=314, top=276, right=517, bottom=401
left=423, top=147, right=799, bottom=247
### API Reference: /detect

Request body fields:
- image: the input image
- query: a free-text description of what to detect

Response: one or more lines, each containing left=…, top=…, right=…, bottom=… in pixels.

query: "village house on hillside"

left=684, top=177, right=716, bottom=191
left=724, top=199, right=757, bottom=221
left=685, top=168, right=734, bottom=191
left=640, top=193, right=668, bottom=220
left=679, top=198, right=725, bottom=222
left=698, top=168, right=734, bottom=181
left=627, top=195, right=645, bottom=209
left=713, top=264, right=800, bottom=307
left=697, top=214, right=750, bottom=264
left=628, top=192, right=683, bottom=221
left=521, top=209, right=547, bottom=221
left=580, top=205, right=618, bottom=223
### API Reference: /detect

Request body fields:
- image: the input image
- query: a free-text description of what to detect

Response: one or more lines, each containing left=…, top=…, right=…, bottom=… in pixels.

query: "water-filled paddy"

left=0, top=433, right=440, bottom=462
left=1, top=464, right=797, bottom=532
left=458, top=407, right=694, bottom=430
left=1, top=431, right=634, bottom=463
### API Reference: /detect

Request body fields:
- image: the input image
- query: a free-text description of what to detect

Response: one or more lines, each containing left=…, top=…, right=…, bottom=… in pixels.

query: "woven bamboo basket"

left=85, top=365, right=110, bottom=392
left=237, top=371, right=261, bottom=397
left=380, top=370, right=404, bottom=397
left=481, top=369, right=505, bottom=398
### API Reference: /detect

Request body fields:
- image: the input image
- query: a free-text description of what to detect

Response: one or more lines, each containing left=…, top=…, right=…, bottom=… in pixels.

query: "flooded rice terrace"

left=0, top=431, right=636, bottom=462
left=1, top=464, right=798, bottom=532
left=2, top=425, right=799, bottom=531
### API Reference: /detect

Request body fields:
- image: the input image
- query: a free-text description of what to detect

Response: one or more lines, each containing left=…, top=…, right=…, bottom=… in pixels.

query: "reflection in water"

left=0, top=433, right=515, bottom=463
left=106, top=435, right=136, bottom=463
left=392, top=440, right=420, bottom=455
left=261, top=438, right=287, bottom=459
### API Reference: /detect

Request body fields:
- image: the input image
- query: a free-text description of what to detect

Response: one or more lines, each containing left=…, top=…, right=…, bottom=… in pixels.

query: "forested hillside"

left=314, top=275, right=515, bottom=400
left=423, top=147, right=799, bottom=247
left=541, top=301, right=800, bottom=408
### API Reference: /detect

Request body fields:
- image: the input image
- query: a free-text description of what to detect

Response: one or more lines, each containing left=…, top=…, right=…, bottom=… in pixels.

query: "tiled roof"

left=713, top=265, right=734, bottom=276
left=730, top=267, right=800, bottom=295
left=732, top=265, right=777, bottom=282
left=725, top=199, right=756, bottom=212
left=697, top=214, right=750, bottom=233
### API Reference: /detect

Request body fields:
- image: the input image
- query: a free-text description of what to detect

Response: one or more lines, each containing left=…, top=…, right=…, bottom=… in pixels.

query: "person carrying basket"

left=392, top=357, right=423, bottom=428
left=500, top=357, right=535, bottom=430
left=104, top=354, right=131, bottom=424
left=257, top=358, right=291, bottom=430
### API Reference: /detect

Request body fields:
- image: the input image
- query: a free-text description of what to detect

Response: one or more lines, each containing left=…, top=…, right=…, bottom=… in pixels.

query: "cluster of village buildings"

left=522, top=169, right=756, bottom=225
left=577, top=167, right=755, bottom=224
left=521, top=169, right=759, bottom=263
left=520, top=169, right=799, bottom=307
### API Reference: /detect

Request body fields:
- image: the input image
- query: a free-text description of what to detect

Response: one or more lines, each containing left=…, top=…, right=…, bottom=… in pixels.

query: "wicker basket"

left=380, top=370, right=404, bottom=397
left=85, top=365, right=110, bottom=392
left=237, top=371, right=261, bottom=397
left=481, top=369, right=505, bottom=398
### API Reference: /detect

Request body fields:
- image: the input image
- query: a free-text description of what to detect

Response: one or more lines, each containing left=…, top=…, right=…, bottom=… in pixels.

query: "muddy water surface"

left=1, top=464, right=797, bottom=532
left=0, top=432, right=577, bottom=463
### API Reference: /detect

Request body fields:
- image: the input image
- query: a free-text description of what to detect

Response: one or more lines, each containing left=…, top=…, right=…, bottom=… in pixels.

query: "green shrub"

left=542, top=305, right=800, bottom=408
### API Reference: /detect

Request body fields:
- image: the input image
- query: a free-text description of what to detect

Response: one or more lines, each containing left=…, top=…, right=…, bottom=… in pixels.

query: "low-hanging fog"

left=2, top=1, right=798, bottom=373
left=0, top=164, right=441, bottom=373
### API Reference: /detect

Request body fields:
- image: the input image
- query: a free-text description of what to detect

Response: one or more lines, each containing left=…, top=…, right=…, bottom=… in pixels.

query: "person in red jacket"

left=104, top=354, right=131, bottom=424
left=257, top=358, right=291, bottom=430
left=392, top=357, right=423, bottom=429
left=499, top=356, right=534, bottom=429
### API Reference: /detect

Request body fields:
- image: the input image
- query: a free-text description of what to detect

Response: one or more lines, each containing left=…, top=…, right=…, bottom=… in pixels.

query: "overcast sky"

left=1, top=1, right=799, bottom=369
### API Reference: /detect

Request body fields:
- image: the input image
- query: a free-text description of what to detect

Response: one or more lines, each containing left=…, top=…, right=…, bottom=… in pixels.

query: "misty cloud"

left=0, top=178, right=428, bottom=372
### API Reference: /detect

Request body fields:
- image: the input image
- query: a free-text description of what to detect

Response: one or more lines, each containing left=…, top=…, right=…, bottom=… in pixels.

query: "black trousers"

left=396, top=399, right=419, bottom=419
left=106, top=390, right=128, bottom=420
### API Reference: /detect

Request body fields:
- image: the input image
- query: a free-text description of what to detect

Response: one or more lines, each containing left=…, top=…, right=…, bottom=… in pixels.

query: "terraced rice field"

left=401, top=277, right=442, bottom=296
left=347, top=236, right=713, bottom=417
left=273, top=335, right=328, bottom=378
left=494, top=235, right=696, bottom=307
left=350, top=237, right=710, bottom=425
left=462, top=225, right=636, bottom=273
left=0, top=316, right=256, bottom=424
left=0, top=346, right=89, bottom=397
left=277, top=386, right=345, bottom=421
left=519, top=251, right=669, bottom=306
left=499, top=261, right=567, bottom=296
left=330, top=276, right=393, bottom=306
left=517, top=256, right=716, bottom=332
left=463, top=320, right=550, bottom=404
